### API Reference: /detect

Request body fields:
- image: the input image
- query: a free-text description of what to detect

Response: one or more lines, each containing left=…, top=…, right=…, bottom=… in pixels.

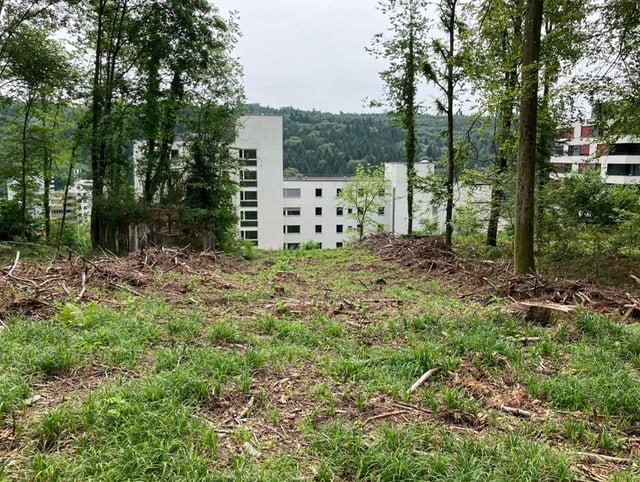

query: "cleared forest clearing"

left=1, top=238, right=640, bottom=481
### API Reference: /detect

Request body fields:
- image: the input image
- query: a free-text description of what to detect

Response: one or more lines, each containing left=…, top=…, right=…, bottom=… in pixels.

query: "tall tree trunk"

left=90, top=0, right=107, bottom=249
left=20, top=96, right=34, bottom=239
left=42, top=107, right=54, bottom=244
left=444, top=0, right=457, bottom=246
left=405, top=25, right=417, bottom=236
left=58, top=149, right=75, bottom=249
left=514, top=0, right=543, bottom=274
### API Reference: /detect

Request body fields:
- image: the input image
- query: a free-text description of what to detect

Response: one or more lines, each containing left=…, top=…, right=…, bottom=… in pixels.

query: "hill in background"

left=246, top=104, right=493, bottom=177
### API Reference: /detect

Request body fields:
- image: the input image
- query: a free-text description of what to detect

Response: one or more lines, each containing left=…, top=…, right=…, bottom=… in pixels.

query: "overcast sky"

left=213, top=0, right=392, bottom=114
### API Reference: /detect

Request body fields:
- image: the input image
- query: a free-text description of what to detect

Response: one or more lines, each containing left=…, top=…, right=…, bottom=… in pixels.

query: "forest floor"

left=1, top=236, right=640, bottom=480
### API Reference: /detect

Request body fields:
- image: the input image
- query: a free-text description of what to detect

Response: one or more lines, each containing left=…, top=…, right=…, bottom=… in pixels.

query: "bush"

left=0, top=199, right=37, bottom=241
left=300, top=240, right=322, bottom=250
left=541, top=171, right=640, bottom=254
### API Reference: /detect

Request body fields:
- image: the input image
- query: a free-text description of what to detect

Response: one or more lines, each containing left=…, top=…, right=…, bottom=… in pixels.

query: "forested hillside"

left=245, top=104, right=493, bottom=177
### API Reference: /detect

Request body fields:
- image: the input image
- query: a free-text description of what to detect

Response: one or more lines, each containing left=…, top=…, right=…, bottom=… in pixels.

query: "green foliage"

left=300, top=239, right=322, bottom=250
left=53, top=221, right=91, bottom=254
left=336, top=163, right=390, bottom=240
left=541, top=171, right=640, bottom=254
left=0, top=199, right=36, bottom=241
left=452, top=202, right=484, bottom=237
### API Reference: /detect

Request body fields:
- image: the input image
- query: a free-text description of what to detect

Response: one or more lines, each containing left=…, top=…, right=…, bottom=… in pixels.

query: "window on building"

left=568, top=145, right=581, bottom=156
left=283, top=207, right=301, bottom=216
left=315, top=188, right=323, bottom=197
left=240, top=210, right=258, bottom=227
left=336, top=242, right=343, bottom=248
left=552, top=163, right=573, bottom=173
left=580, top=125, right=594, bottom=137
left=556, top=127, right=574, bottom=139
left=241, top=230, right=258, bottom=245
left=336, top=224, right=343, bottom=233
left=347, top=208, right=353, bottom=214
left=240, top=190, right=258, bottom=207
left=578, top=163, right=599, bottom=173
left=238, top=148, right=258, bottom=166
left=283, top=225, right=301, bottom=234
left=283, top=188, right=301, bottom=198
left=315, top=207, right=322, bottom=215
left=315, top=225, right=322, bottom=233
left=377, top=206, right=385, bottom=215
left=608, top=143, right=640, bottom=156
left=579, top=144, right=590, bottom=156
left=336, top=207, right=343, bottom=216
left=239, top=148, right=257, bottom=159
left=606, top=164, right=640, bottom=176
left=336, top=188, right=342, bottom=196
left=284, top=243, right=300, bottom=250
left=240, top=170, right=257, bottom=187
left=553, top=144, right=565, bottom=156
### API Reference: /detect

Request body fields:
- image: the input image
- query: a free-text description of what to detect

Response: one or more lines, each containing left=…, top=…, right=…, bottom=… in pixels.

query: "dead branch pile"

left=362, top=233, right=640, bottom=319
left=0, top=247, right=236, bottom=319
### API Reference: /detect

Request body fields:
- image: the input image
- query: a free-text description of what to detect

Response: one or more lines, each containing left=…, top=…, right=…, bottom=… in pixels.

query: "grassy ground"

left=1, top=245, right=640, bottom=480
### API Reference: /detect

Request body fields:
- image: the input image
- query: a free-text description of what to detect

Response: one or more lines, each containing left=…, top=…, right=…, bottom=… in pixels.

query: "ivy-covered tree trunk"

left=443, top=0, right=458, bottom=246
left=514, top=0, right=543, bottom=274
left=404, top=65, right=417, bottom=236
left=368, top=0, right=429, bottom=237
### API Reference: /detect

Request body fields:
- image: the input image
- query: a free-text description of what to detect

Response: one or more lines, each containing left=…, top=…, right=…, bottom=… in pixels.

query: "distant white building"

left=6, top=176, right=92, bottom=222
left=281, top=175, right=359, bottom=249
left=551, top=122, right=640, bottom=184
left=131, top=115, right=490, bottom=249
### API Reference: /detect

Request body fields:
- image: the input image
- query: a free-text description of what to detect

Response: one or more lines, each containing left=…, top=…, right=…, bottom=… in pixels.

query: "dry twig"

left=407, top=367, right=440, bottom=394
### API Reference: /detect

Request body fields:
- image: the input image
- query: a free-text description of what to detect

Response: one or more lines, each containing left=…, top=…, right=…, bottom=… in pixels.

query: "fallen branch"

left=242, top=441, right=261, bottom=458
left=393, top=401, right=433, bottom=415
left=112, top=282, right=145, bottom=298
left=7, top=250, right=20, bottom=276
left=77, top=269, right=87, bottom=300
left=236, top=396, right=255, bottom=421
left=407, top=367, right=440, bottom=394
left=363, top=409, right=407, bottom=425
left=499, top=405, right=533, bottom=418
left=575, top=451, right=631, bottom=464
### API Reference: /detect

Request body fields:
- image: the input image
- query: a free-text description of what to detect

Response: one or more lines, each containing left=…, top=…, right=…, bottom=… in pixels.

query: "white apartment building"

left=281, top=175, right=385, bottom=249
left=137, top=114, right=489, bottom=250
left=551, top=123, right=640, bottom=184
left=235, top=115, right=284, bottom=249
left=279, top=162, right=477, bottom=250
left=132, top=115, right=285, bottom=249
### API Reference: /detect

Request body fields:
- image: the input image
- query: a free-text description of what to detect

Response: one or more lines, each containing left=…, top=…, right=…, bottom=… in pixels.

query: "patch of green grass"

left=526, top=342, right=640, bottom=421
left=253, top=313, right=321, bottom=347
left=306, top=420, right=572, bottom=481
left=0, top=373, right=31, bottom=422
left=326, top=343, right=457, bottom=397
left=6, top=245, right=640, bottom=481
